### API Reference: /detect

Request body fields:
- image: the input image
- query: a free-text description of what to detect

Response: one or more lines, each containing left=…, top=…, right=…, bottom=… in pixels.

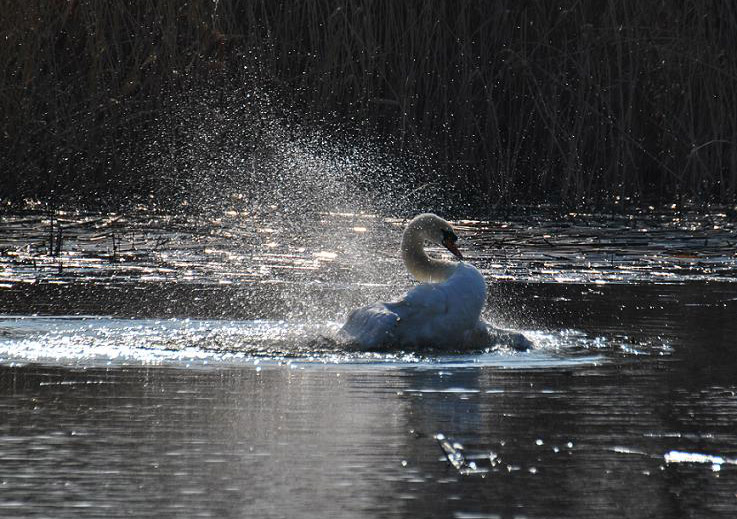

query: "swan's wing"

left=394, top=263, right=484, bottom=318
left=382, top=283, right=452, bottom=347
left=340, top=303, right=400, bottom=350
left=340, top=285, right=450, bottom=350
left=389, top=283, right=448, bottom=316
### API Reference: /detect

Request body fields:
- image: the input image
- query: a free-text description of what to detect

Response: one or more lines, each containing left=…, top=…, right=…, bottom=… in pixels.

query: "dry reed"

left=1, top=0, right=736, bottom=210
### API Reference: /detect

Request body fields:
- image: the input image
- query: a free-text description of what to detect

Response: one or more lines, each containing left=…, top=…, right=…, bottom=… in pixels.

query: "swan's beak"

left=442, top=237, right=464, bottom=260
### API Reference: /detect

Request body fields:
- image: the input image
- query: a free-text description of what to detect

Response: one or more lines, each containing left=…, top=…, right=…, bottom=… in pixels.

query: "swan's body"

left=340, top=214, right=530, bottom=351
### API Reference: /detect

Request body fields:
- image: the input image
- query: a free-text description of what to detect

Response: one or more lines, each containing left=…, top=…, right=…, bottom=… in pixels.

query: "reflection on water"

left=1, top=210, right=735, bottom=292
left=0, top=211, right=736, bottom=517
left=1, top=351, right=737, bottom=517
left=0, top=279, right=735, bottom=518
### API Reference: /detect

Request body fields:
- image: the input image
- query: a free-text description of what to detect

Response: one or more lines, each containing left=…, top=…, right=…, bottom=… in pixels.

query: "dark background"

left=2, top=1, right=736, bottom=211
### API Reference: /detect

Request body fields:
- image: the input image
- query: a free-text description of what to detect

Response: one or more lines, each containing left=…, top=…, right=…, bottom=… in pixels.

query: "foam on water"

left=0, top=315, right=629, bottom=370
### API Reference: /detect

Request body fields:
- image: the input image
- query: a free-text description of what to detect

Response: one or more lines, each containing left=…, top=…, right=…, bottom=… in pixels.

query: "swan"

left=339, top=213, right=531, bottom=351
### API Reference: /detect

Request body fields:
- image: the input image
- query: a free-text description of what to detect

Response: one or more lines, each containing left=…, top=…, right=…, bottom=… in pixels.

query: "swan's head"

left=407, top=213, right=463, bottom=260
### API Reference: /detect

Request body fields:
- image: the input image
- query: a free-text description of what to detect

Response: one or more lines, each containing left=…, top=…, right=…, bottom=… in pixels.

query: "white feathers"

left=340, top=214, right=490, bottom=350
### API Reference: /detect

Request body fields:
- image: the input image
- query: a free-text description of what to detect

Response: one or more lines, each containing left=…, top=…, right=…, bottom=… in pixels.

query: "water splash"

left=0, top=315, right=644, bottom=370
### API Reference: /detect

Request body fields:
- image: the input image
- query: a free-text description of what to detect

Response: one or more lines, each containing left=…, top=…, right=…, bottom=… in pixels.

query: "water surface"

left=0, top=211, right=736, bottom=518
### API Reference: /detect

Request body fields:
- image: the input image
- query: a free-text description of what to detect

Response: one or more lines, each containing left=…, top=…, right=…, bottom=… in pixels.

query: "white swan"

left=340, top=213, right=530, bottom=351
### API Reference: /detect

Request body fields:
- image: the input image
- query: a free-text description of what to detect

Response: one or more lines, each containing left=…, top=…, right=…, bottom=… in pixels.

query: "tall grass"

left=2, top=0, right=736, bottom=210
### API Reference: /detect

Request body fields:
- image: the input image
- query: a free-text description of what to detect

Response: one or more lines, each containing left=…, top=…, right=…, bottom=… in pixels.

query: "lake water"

left=0, top=210, right=736, bottom=518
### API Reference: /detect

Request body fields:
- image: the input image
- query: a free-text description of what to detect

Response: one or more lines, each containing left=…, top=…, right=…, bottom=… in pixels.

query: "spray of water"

left=122, top=77, right=464, bottom=327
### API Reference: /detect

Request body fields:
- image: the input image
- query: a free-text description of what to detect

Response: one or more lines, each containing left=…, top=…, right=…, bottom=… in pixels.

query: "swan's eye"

left=441, top=228, right=463, bottom=259
left=442, top=229, right=458, bottom=243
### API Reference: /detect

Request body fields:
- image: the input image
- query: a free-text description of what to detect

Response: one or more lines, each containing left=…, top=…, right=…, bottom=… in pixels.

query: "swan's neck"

left=401, top=227, right=457, bottom=283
